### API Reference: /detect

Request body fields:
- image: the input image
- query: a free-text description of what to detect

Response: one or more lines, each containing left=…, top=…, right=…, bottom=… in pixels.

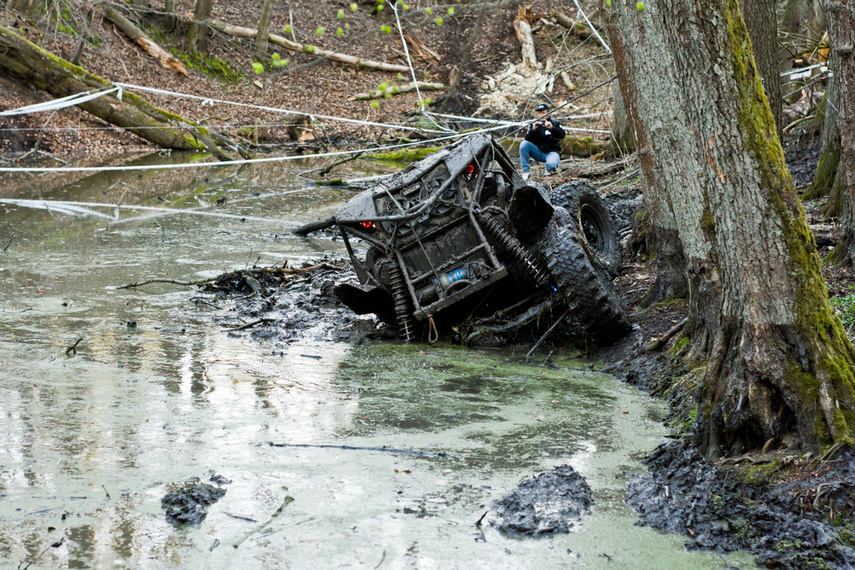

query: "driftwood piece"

left=514, top=6, right=538, bottom=70
left=208, top=20, right=409, bottom=73
left=105, top=8, right=189, bottom=77
left=0, top=25, right=230, bottom=156
left=552, top=10, right=593, bottom=40
left=352, top=81, right=444, bottom=101
left=562, top=155, right=636, bottom=178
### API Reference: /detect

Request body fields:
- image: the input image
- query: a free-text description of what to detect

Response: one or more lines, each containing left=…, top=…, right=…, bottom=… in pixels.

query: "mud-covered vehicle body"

left=333, top=133, right=631, bottom=344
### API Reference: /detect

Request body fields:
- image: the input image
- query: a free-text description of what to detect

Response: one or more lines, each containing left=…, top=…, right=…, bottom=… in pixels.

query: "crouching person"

left=519, top=103, right=566, bottom=180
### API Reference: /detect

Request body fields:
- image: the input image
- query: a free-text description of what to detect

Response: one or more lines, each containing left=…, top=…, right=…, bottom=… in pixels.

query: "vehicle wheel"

left=538, top=217, right=632, bottom=344
left=549, top=180, right=623, bottom=279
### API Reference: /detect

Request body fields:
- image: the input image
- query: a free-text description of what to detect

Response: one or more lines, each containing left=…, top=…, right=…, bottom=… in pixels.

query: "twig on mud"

left=223, top=317, right=277, bottom=331
left=65, top=338, right=83, bottom=354
left=644, top=318, right=688, bottom=352
left=115, top=277, right=215, bottom=289
left=526, top=307, right=573, bottom=359
left=18, top=537, right=66, bottom=570
left=233, top=495, right=295, bottom=549
left=3, top=234, right=13, bottom=253
left=191, top=297, right=223, bottom=309
left=373, top=551, right=386, bottom=570
left=268, top=442, right=456, bottom=458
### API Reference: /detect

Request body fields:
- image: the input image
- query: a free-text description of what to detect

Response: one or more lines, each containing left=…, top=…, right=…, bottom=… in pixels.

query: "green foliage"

left=316, top=26, right=325, bottom=35
left=425, top=7, right=433, bottom=15
left=271, top=53, right=289, bottom=67
left=447, top=7, right=454, bottom=15
left=252, top=61, right=264, bottom=74
left=172, top=52, right=242, bottom=84
left=351, top=3, right=358, bottom=11
left=636, top=2, right=645, bottom=9
left=435, top=17, right=443, bottom=25
left=370, top=100, right=380, bottom=109
left=830, top=288, right=855, bottom=336
left=337, top=9, right=345, bottom=18
left=337, top=27, right=344, bottom=36
left=380, top=25, right=392, bottom=34
left=284, top=25, right=293, bottom=34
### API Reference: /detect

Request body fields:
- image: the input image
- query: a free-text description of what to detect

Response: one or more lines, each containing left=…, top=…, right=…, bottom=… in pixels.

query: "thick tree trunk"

left=741, top=0, right=782, bottom=140
left=606, top=0, right=855, bottom=457
left=783, top=0, right=826, bottom=36
left=188, top=0, right=214, bottom=57
left=253, top=0, right=275, bottom=62
left=0, top=25, right=226, bottom=156
left=825, top=1, right=855, bottom=266
left=605, top=3, right=694, bottom=310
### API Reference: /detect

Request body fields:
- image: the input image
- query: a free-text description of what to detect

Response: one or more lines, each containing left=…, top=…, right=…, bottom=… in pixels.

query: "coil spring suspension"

left=388, top=261, right=416, bottom=342
left=479, top=213, right=549, bottom=287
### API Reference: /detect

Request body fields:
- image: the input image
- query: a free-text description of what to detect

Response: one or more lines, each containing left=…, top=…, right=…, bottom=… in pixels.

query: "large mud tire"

left=539, top=212, right=632, bottom=344
left=549, top=181, right=623, bottom=279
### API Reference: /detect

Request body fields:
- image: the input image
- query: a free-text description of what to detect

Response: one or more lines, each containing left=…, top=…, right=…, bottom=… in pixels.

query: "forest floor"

left=3, top=1, right=855, bottom=567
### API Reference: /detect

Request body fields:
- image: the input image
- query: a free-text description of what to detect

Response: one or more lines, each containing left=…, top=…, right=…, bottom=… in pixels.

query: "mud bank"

left=627, top=440, right=855, bottom=569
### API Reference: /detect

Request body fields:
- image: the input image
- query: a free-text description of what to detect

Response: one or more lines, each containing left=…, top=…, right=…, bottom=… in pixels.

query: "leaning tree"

left=605, top=0, right=855, bottom=457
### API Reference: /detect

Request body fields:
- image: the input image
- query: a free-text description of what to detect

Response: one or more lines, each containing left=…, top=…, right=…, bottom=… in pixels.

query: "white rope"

left=113, top=82, right=447, bottom=134
left=571, top=0, right=611, bottom=54
left=391, top=1, right=424, bottom=112
left=0, top=126, right=515, bottom=173
left=0, top=87, right=120, bottom=116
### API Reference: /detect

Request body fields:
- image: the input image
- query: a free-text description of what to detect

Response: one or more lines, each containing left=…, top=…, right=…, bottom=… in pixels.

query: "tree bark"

left=606, top=0, right=855, bottom=457
left=164, top=0, right=177, bottom=32
left=253, top=0, right=275, bottom=62
left=209, top=20, right=410, bottom=73
left=783, top=0, right=826, bottom=37
left=188, top=0, right=214, bottom=57
left=0, top=25, right=227, bottom=157
left=824, top=1, right=855, bottom=266
left=105, top=7, right=189, bottom=77
left=609, top=81, right=634, bottom=153
left=513, top=5, right=537, bottom=71
left=805, top=82, right=840, bottom=203
left=741, top=0, right=782, bottom=140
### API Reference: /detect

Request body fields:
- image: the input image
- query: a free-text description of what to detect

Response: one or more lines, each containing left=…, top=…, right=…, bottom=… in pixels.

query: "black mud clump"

left=161, top=476, right=229, bottom=526
left=199, top=257, right=397, bottom=345
left=627, top=440, right=855, bottom=569
left=489, top=465, right=592, bottom=537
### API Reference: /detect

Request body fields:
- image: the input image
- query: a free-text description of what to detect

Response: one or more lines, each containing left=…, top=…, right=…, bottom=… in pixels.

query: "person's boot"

left=522, top=171, right=531, bottom=181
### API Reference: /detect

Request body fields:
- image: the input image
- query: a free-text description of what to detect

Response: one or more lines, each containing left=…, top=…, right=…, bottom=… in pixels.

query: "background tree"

left=253, top=0, right=275, bottom=62
left=164, top=0, right=176, bottom=32
left=740, top=0, right=782, bottom=139
left=824, top=0, right=855, bottom=266
left=188, top=0, right=214, bottom=57
left=7, top=0, right=44, bottom=18
left=605, top=0, right=855, bottom=457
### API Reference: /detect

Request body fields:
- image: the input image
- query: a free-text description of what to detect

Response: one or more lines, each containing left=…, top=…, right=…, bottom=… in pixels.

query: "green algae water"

left=0, top=154, right=752, bottom=569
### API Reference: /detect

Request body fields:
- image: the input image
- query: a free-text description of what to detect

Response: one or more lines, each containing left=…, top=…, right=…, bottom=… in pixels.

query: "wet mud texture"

left=627, top=440, right=855, bottom=569
left=203, top=258, right=397, bottom=345
left=488, top=465, right=593, bottom=537
left=161, top=476, right=229, bottom=526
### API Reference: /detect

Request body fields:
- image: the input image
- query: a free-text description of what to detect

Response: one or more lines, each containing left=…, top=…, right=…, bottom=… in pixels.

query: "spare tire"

left=538, top=210, right=632, bottom=344
left=549, top=181, right=623, bottom=279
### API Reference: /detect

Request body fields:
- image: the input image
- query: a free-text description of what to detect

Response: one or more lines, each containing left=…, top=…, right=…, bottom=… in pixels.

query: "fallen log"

left=209, top=20, right=409, bottom=74
left=0, top=25, right=231, bottom=158
left=352, top=81, right=444, bottom=100
left=105, top=7, right=189, bottom=77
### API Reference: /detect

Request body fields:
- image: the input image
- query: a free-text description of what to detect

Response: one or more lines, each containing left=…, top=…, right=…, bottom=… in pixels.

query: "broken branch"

left=352, top=82, right=444, bottom=101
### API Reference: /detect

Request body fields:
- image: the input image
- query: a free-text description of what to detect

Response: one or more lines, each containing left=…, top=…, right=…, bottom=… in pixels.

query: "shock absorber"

left=388, top=261, right=416, bottom=342
left=478, top=212, right=549, bottom=287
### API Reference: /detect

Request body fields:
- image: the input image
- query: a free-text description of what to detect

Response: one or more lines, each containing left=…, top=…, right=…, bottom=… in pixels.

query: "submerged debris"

left=489, top=464, right=593, bottom=536
left=161, top=476, right=229, bottom=526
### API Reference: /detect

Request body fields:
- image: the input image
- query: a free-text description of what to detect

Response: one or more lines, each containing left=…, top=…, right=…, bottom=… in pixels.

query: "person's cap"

left=536, top=103, right=549, bottom=112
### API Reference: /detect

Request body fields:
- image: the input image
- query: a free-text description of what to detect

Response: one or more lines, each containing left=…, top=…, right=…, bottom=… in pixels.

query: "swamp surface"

left=0, top=154, right=752, bottom=569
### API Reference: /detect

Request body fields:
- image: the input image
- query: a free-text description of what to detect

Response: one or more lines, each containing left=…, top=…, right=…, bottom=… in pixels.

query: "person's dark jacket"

left=524, top=118, right=566, bottom=154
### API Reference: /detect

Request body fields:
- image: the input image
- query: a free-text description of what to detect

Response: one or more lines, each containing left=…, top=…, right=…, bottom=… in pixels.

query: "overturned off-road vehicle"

left=333, top=134, right=631, bottom=346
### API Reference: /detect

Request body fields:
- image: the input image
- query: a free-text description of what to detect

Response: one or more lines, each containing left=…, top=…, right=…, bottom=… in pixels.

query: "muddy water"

left=0, top=154, right=750, bottom=569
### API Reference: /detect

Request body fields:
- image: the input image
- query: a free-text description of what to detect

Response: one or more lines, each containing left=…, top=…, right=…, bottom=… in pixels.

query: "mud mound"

left=161, top=476, right=229, bottom=526
left=202, top=258, right=397, bottom=345
left=627, top=440, right=855, bottom=569
left=489, top=464, right=593, bottom=537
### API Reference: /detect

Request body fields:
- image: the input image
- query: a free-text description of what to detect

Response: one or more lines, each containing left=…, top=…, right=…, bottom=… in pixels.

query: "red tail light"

left=362, top=221, right=373, bottom=228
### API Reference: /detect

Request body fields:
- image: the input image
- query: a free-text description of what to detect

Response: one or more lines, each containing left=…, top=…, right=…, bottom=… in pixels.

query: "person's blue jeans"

left=519, top=140, right=560, bottom=173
